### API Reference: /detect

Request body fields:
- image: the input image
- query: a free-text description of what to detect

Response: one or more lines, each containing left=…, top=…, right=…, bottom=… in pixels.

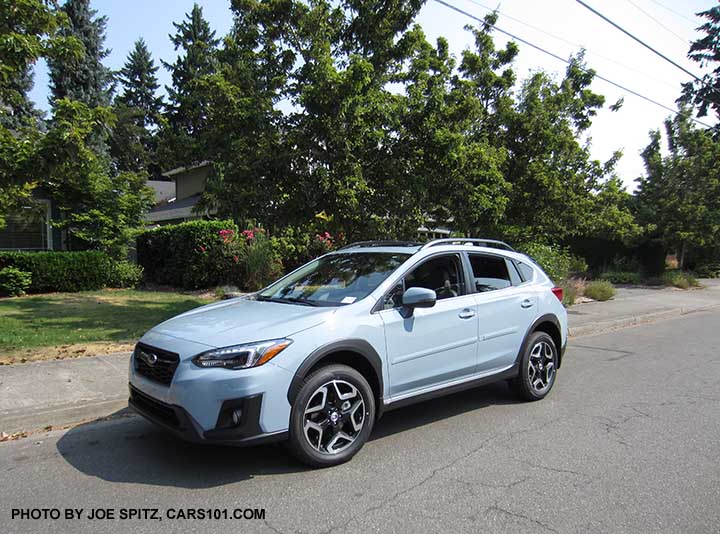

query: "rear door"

left=466, top=253, right=538, bottom=373
left=378, top=253, right=479, bottom=399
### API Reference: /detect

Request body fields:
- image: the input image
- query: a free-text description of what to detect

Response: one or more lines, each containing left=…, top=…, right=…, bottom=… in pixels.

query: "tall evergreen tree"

left=679, top=5, right=720, bottom=122
left=47, top=0, right=113, bottom=108
left=111, top=39, right=162, bottom=176
left=116, top=39, right=162, bottom=124
left=159, top=3, right=219, bottom=167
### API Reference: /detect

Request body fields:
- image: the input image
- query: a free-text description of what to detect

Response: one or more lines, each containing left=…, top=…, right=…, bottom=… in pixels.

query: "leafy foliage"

left=0, top=0, right=81, bottom=228
left=40, top=99, right=154, bottom=257
left=137, top=220, right=245, bottom=289
left=679, top=5, right=720, bottom=121
left=0, top=267, right=32, bottom=297
left=635, top=109, right=720, bottom=268
left=517, top=243, right=586, bottom=282
left=598, top=271, right=642, bottom=285
left=583, top=280, right=615, bottom=301
left=0, top=251, right=124, bottom=293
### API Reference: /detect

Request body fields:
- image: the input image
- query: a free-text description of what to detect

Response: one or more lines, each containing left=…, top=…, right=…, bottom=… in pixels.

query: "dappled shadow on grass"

left=0, top=292, right=208, bottom=349
left=57, top=382, right=521, bottom=489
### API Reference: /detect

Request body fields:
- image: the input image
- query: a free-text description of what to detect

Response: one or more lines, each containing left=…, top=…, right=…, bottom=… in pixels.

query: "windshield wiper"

left=255, top=295, right=318, bottom=307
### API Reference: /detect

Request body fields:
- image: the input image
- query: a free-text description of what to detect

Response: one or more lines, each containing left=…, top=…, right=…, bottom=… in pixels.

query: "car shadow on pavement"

left=56, top=382, right=521, bottom=489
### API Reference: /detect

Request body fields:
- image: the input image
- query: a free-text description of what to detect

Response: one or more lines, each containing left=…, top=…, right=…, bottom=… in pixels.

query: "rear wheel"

left=287, top=364, right=375, bottom=467
left=510, top=332, right=558, bottom=401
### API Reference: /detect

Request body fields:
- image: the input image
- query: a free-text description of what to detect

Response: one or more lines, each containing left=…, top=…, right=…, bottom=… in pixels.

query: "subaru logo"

left=139, top=350, right=158, bottom=366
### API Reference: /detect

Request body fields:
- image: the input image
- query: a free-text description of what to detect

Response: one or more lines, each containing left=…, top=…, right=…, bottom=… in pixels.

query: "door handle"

left=458, top=309, right=476, bottom=319
left=521, top=299, right=534, bottom=309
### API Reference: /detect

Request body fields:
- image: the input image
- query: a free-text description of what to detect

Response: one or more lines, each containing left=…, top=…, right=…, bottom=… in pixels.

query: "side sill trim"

left=383, top=363, right=518, bottom=411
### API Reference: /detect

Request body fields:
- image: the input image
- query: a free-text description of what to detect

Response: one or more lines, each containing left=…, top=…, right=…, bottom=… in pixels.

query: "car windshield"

left=257, top=252, right=410, bottom=307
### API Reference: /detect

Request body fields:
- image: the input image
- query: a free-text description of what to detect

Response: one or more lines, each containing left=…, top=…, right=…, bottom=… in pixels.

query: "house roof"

left=161, top=160, right=212, bottom=178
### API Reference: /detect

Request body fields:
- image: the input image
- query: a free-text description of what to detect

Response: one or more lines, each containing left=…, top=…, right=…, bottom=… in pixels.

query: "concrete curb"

left=569, top=303, right=720, bottom=338
left=1, top=397, right=128, bottom=436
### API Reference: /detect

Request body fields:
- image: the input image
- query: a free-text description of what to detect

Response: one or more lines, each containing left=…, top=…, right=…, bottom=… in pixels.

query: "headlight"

left=192, top=338, right=292, bottom=369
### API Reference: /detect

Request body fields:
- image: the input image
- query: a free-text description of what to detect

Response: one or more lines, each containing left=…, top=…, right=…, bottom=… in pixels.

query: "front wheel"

left=510, top=332, right=558, bottom=401
left=287, top=364, right=375, bottom=467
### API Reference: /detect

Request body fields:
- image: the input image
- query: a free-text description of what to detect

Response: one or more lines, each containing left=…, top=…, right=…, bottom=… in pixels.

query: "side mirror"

left=401, top=287, right=437, bottom=315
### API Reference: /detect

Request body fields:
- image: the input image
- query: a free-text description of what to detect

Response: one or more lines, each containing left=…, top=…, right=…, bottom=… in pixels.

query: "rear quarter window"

left=516, top=261, right=535, bottom=282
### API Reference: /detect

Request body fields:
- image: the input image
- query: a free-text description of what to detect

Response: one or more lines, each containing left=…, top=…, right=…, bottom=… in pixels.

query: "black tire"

left=287, top=364, right=375, bottom=467
left=510, top=331, right=558, bottom=401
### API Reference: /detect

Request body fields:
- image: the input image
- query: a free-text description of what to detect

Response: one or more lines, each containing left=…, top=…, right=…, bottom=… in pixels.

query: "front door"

left=379, top=254, right=479, bottom=399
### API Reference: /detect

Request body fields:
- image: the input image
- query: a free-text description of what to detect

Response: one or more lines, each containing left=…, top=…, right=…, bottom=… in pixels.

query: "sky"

left=28, top=0, right=717, bottom=191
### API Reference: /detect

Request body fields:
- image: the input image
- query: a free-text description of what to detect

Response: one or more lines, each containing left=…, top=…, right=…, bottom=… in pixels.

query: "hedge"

left=0, top=251, right=128, bottom=293
left=137, top=220, right=244, bottom=289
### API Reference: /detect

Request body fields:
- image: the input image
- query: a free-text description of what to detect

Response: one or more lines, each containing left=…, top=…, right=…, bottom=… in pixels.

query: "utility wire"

left=625, top=0, right=689, bottom=45
left=432, top=0, right=712, bottom=128
left=575, top=0, right=702, bottom=83
left=647, top=0, right=700, bottom=27
left=465, top=0, right=679, bottom=91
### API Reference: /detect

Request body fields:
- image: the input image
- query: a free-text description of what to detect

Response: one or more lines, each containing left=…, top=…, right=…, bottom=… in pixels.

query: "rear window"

left=468, top=254, right=511, bottom=292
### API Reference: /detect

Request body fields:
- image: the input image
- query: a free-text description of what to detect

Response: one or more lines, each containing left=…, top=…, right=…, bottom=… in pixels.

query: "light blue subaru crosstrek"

left=129, top=239, right=568, bottom=467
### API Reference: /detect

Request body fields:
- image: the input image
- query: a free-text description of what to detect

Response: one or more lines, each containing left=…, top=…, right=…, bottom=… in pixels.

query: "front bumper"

left=128, top=384, right=288, bottom=446
left=128, top=333, right=295, bottom=445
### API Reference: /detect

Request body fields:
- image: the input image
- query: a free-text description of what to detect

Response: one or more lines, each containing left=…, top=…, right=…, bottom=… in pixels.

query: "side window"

left=516, top=261, right=535, bottom=282
left=469, top=254, right=512, bottom=292
left=383, top=255, right=465, bottom=309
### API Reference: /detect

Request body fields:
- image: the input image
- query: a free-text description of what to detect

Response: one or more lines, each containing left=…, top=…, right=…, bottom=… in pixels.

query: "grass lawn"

left=0, top=289, right=213, bottom=362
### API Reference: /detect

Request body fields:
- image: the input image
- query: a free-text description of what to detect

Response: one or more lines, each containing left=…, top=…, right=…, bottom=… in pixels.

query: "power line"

left=464, top=0, right=679, bottom=91
left=647, top=0, right=700, bottom=26
left=625, top=0, right=689, bottom=45
left=575, top=0, right=702, bottom=83
left=432, top=0, right=712, bottom=128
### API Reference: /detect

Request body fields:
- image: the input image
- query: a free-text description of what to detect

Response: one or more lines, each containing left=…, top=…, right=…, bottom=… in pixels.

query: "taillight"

left=551, top=286, right=563, bottom=301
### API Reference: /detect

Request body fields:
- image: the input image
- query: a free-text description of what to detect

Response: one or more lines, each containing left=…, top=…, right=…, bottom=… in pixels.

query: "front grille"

left=129, top=386, right=180, bottom=428
left=134, top=343, right=179, bottom=386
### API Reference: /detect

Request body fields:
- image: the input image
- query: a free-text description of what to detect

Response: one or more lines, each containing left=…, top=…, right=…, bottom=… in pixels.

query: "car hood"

left=149, top=297, right=334, bottom=350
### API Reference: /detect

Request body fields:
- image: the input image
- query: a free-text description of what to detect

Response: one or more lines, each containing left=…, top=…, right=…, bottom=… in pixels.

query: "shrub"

left=599, top=271, right=642, bottom=285
left=109, top=261, right=143, bottom=288
left=584, top=280, right=616, bottom=301
left=518, top=243, right=587, bottom=282
left=137, top=220, right=244, bottom=289
left=662, top=270, right=700, bottom=289
left=694, top=262, right=720, bottom=278
left=0, top=267, right=32, bottom=297
left=241, top=227, right=283, bottom=291
left=0, top=251, right=115, bottom=293
left=270, top=225, right=339, bottom=271
left=558, top=279, right=578, bottom=307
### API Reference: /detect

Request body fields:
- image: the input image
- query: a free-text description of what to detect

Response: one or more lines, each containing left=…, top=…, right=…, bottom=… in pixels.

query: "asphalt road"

left=2, top=310, right=719, bottom=534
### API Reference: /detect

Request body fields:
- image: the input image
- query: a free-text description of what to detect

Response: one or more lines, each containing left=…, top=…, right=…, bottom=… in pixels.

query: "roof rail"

left=419, top=238, right=515, bottom=252
left=337, top=240, right=423, bottom=251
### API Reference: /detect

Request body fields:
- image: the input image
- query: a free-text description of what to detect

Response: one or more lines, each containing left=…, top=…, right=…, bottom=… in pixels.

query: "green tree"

left=0, top=0, right=81, bottom=228
left=679, top=5, right=720, bottom=121
left=159, top=2, right=220, bottom=168
left=111, top=38, right=162, bottom=176
left=41, top=99, right=154, bottom=256
left=47, top=0, right=113, bottom=108
left=194, top=0, right=296, bottom=225
left=493, top=52, right=634, bottom=243
left=636, top=109, right=720, bottom=268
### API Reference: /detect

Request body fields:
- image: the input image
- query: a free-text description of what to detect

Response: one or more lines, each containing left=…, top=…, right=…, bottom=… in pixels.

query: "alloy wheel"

left=528, top=341, right=556, bottom=394
left=303, top=379, right=366, bottom=455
